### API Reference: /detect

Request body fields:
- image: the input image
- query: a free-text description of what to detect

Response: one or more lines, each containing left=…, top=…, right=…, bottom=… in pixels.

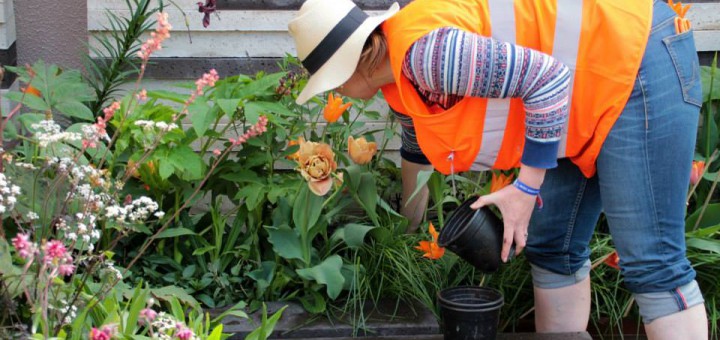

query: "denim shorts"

left=524, top=0, right=704, bottom=323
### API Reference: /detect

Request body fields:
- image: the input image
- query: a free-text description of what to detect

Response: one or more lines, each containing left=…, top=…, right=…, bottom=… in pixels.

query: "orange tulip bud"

left=323, top=92, right=352, bottom=123
left=690, top=160, right=705, bottom=185
left=490, top=172, right=514, bottom=193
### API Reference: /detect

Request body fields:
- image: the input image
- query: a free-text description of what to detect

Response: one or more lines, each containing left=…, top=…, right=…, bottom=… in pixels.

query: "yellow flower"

left=490, top=172, right=514, bottom=193
left=323, top=92, right=352, bottom=123
left=348, top=136, right=377, bottom=165
left=298, top=139, right=338, bottom=196
left=415, top=222, right=445, bottom=260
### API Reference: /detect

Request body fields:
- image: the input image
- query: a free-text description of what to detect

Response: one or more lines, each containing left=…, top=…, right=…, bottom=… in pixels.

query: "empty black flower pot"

left=437, top=197, right=514, bottom=272
left=438, top=285, right=504, bottom=340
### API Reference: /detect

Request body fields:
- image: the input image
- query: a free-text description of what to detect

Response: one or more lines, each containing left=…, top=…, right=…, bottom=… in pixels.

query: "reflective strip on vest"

left=554, top=0, right=584, bottom=159
left=471, top=0, right=584, bottom=170
left=472, top=0, right=515, bottom=171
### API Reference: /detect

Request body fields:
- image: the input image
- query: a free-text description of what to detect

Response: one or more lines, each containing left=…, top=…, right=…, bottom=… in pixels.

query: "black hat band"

left=302, top=6, right=369, bottom=75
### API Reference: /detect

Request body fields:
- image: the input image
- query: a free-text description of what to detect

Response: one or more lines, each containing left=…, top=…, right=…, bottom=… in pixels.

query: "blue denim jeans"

left=524, top=0, right=704, bottom=323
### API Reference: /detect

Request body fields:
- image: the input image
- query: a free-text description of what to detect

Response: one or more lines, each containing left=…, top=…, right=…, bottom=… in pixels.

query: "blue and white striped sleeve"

left=402, top=27, right=571, bottom=169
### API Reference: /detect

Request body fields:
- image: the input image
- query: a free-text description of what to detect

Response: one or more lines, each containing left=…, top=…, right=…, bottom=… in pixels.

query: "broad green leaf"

left=236, top=72, right=285, bottom=99
left=157, top=227, right=197, bottom=238
left=296, top=255, right=345, bottom=299
left=168, top=146, right=204, bottom=180
left=331, top=223, right=376, bottom=249
left=700, top=65, right=719, bottom=101
left=189, top=97, right=216, bottom=136
left=247, top=261, right=276, bottom=294
left=298, top=289, right=327, bottom=314
left=292, top=184, right=324, bottom=235
left=220, top=169, right=264, bottom=185
left=3, top=91, right=49, bottom=111
left=147, top=89, right=188, bottom=103
left=235, top=183, right=265, bottom=211
left=217, top=98, right=242, bottom=116
left=159, top=160, right=174, bottom=180
left=56, top=100, right=94, bottom=121
left=265, top=225, right=304, bottom=261
left=18, top=113, right=46, bottom=132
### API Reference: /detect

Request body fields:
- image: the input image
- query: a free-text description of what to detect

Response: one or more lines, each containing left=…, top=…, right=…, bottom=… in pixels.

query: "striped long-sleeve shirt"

left=394, top=27, right=571, bottom=169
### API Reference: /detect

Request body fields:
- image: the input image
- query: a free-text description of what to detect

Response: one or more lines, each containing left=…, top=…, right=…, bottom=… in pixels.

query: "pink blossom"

left=175, top=324, right=194, bottom=340
left=58, top=263, right=76, bottom=276
left=139, top=308, right=158, bottom=326
left=136, top=89, right=148, bottom=101
left=89, top=327, right=113, bottom=340
left=138, top=12, right=172, bottom=62
left=45, top=240, right=67, bottom=260
left=212, top=149, right=221, bottom=156
left=184, top=69, right=220, bottom=107
left=102, top=101, right=121, bottom=121
left=11, top=233, right=35, bottom=259
left=231, top=115, right=269, bottom=146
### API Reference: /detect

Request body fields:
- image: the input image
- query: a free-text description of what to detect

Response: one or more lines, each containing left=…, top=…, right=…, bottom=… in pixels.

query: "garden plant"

left=0, top=1, right=719, bottom=339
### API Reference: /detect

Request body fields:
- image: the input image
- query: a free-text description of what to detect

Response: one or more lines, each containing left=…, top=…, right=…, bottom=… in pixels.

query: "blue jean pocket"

left=663, top=30, right=703, bottom=107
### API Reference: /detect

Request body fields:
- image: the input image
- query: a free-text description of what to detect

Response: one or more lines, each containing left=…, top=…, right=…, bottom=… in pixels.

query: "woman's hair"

left=359, top=27, right=387, bottom=75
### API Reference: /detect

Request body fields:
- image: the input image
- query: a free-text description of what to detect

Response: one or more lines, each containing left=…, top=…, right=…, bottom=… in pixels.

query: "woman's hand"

left=470, top=166, right=546, bottom=262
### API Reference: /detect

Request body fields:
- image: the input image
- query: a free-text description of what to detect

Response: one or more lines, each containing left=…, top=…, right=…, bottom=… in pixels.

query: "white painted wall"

left=88, top=1, right=720, bottom=57
left=0, top=0, right=15, bottom=50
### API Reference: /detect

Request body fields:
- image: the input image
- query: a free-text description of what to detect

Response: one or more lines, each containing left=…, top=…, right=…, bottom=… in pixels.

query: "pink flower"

left=136, top=89, right=148, bottom=101
left=212, top=149, right=221, bottom=156
left=139, top=308, right=158, bottom=326
left=183, top=69, right=220, bottom=108
left=690, top=161, right=705, bottom=185
left=138, top=12, right=172, bottom=62
left=59, top=263, right=75, bottom=276
left=89, top=327, right=113, bottom=340
left=175, top=324, right=194, bottom=340
left=102, top=101, right=121, bottom=121
left=45, top=240, right=67, bottom=260
left=11, top=233, right=35, bottom=259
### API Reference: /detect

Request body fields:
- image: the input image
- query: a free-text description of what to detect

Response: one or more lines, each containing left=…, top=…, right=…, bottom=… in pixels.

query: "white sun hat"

left=288, top=0, right=400, bottom=104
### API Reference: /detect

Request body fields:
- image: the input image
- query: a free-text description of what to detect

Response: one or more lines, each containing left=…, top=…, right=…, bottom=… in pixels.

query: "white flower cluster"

left=101, top=261, right=123, bottom=281
left=105, top=196, right=163, bottom=223
left=56, top=299, right=78, bottom=325
left=150, top=313, right=200, bottom=340
left=81, top=124, right=110, bottom=143
left=134, top=120, right=179, bottom=132
left=0, top=173, right=21, bottom=214
left=31, top=120, right=81, bottom=147
left=14, top=162, right=37, bottom=170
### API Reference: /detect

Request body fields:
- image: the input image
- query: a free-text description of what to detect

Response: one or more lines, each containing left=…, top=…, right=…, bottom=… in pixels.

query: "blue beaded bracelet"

left=512, top=179, right=541, bottom=196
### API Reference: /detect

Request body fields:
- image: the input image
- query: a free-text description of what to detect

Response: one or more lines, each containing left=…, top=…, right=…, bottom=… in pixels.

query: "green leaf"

left=236, top=72, right=286, bottom=99
left=701, top=65, right=720, bottom=101
left=298, top=289, right=327, bottom=314
left=18, top=113, right=46, bottom=132
left=243, top=304, right=288, bottom=340
left=247, top=261, right=276, bottom=294
left=208, top=324, right=224, bottom=340
left=157, top=227, right=197, bottom=238
left=687, top=237, right=720, bottom=253
left=357, top=173, right=378, bottom=216
left=150, top=286, right=200, bottom=308
left=3, top=91, right=49, bottom=111
left=147, top=89, right=188, bottom=103
left=124, top=284, right=149, bottom=335
left=217, top=98, right=243, bottom=116
left=296, top=255, right=345, bottom=299
left=685, top=203, right=720, bottom=232
left=189, top=97, right=216, bottom=136
left=407, top=170, right=434, bottom=204
left=331, top=224, right=376, bottom=249
left=235, top=183, right=265, bottom=211
left=192, top=246, right=216, bottom=256
left=159, top=160, right=174, bottom=180
left=168, top=146, right=204, bottom=180
left=221, top=169, right=264, bottom=185
left=265, top=225, right=304, bottom=261
left=292, top=184, right=324, bottom=235
left=56, top=100, right=94, bottom=121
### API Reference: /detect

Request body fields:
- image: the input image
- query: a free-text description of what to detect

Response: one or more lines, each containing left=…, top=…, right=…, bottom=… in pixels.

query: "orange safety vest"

left=380, top=0, right=652, bottom=177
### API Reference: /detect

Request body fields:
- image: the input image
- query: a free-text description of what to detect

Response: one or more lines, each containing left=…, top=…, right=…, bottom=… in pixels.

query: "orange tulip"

left=415, top=222, right=445, bottom=260
left=287, top=136, right=304, bottom=161
left=22, top=85, right=41, bottom=97
left=348, top=136, right=377, bottom=165
left=690, top=160, right=705, bottom=185
left=490, top=172, right=514, bottom=193
left=298, top=139, right=338, bottom=196
left=323, top=92, right=351, bottom=123
left=604, top=251, right=620, bottom=270
left=668, top=0, right=691, bottom=18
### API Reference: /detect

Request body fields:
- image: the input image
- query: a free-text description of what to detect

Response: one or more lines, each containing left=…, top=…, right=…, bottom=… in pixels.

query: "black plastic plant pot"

left=437, top=197, right=515, bottom=273
left=438, top=286, right=504, bottom=340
